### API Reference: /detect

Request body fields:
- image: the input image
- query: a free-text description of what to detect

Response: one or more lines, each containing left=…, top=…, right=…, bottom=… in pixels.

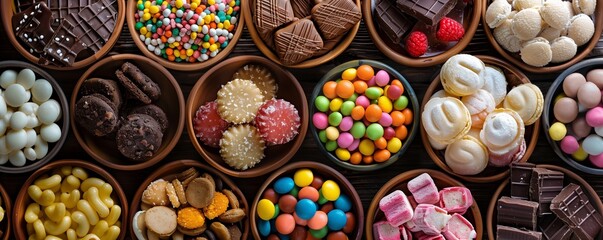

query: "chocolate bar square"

left=395, top=0, right=456, bottom=25
left=77, top=0, right=117, bottom=42
left=274, top=19, right=323, bottom=65
left=497, top=196, right=539, bottom=231
left=40, top=21, right=87, bottom=66
left=497, top=225, right=543, bottom=240
left=374, top=0, right=416, bottom=44
left=511, top=162, right=536, bottom=200
left=47, top=0, right=98, bottom=27
left=312, top=0, right=361, bottom=40
left=551, top=183, right=603, bottom=240
left=12, top=2, right=55, bottom=53
left=539, top=214, right=573, bottom=240
left=530, top=168, right=564, bottom=215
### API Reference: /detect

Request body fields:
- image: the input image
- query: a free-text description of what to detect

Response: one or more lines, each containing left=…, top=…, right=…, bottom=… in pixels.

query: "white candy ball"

left=0, top=154, right=7, bottom=165
left=0, top=70, right=17, bottom=89
left=31, top=79, right=52, bottom=103
left=0, top=137, right=8, bottom=155
left=16, top=69, right=35, bottom=89
left=582, top=134, right=603, bottom=155
left=19, top=102, right=38, bottom=115
left=6, top=129, right=27, bottom=150
left=8, top=150, right=26, bottom=167
left=9, top=111, right=28, bottom=130
left=596, top=126, right=603, bottom=136
left=26, top=117, right=39, bottom=129
left=0, top=96, right=6, bottom=116
left=23, top=147, right=36, bottom=161
left=4, top=84, right=29, bottom=107
left=25, top=129, right=36, bottom=148
left=40, top=123, right=61, bottom=143
left=37, top=101, right=60, bottom=124
left=34, top=136, right=48, bottom=159
left=3, top=109, right=13, bottom=123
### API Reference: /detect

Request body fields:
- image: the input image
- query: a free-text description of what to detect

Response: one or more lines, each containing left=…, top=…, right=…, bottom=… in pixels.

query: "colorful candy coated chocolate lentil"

left=258, top=199, right=276, bottom=221
left=321, top=180, right=340, bottom=201
left=295, top=199, right=317, bottom=220
left=274, top=177, right=295, bottom=194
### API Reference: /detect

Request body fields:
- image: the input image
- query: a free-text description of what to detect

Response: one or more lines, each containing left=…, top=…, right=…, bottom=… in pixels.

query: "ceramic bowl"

left=365, top=169, right=483, bottom=240
left=0, top=183, right=10, bottom=240
left=186, top=55, right=308, bottom=178
left=70, top=54, right=185, bottom=171
left=421, top=55, right=540, bottom=183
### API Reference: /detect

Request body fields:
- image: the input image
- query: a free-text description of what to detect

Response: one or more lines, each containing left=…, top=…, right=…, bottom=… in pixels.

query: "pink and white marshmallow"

left=439, top=187, right=473, bottom=214
left=442, top=213, right=477, bottom=240
left=412, top=204, right=452, bottom=235
left=408, top=173, right=440, bottom=204
left=379, top=190, right=414, bottom=227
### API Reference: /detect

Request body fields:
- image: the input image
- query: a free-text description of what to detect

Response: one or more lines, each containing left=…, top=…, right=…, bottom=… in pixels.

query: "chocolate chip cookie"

left=116, top=113, right=163, bottom=161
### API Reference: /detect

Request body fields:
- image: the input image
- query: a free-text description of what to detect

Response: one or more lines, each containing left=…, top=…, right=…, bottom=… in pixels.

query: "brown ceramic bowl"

left=250, top=161, right=364, bottom=239
left=1, top=0, right=125, bottom=70
left=186, top=55, right=308, bottom=178
left=362, top=0, right=482, bottom=67
left=486, top=164, right=603, bottom=239
left=13, top=159, right=128, bottom=240
left=129, top=159, right=249, bottom=239
left=0, top=183, right=11, bottom=240
left=241, top=0, right=360, bottom=68
left=420, top=55, right=540, bottom=183
left=0, top=60, right=69, bottom=174
left=70, top=54, right=185, bottom=171
left=482, top=0, right=603, bottom=73
left=126, top=0, right=245, bottom=71
left=366, top=169, right=483, bottom=239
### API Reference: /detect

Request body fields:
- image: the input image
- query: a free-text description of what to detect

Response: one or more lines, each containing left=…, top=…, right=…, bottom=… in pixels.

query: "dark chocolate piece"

left=12, top=2, right=55, bottom=53
left=75, top=94, right=118, bottom=137
left=395, top=0, right=456, bottom=25
left=530, top=168, right=564, bottom=216
left=374, top=0, right=416, bottom=44
left=313, top=34, right=343, bottom=56
left=80, top=78, right=123, bottom=110
left=291, top=0, right=314, bottom=18
left=121, top=62, right=161, bottom=101
left=39, top=21, right=87, bottom=66
left=497, top=225, right=543, bottom=240
left=497, top=196, right=539, bottom=230
left=116, top=114, right=163, bottom=161
left=539, top=215, right=573, bottom=240
left=77, top=0, right=117, bottom=43
left=551, top=183, right=603, bottom=240
left=511, top=162, right=536, bottom=200
left=254, top=0, right=295, bottom=46
left=311, top=0, right=361, bottom=40
left=274, top=19, right=323, bottom=65
left=47, top=0, right=98, bottom=27
left=130, top=104, right=168, bottom=133
left=15, top=0, right=39, bottom=13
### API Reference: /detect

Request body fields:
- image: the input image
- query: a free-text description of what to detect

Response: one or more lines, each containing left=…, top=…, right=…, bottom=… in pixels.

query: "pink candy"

left=590, top=153, right=603, bottom=167
left=442, top=214, right=476, bottom=240
left=383, top=127, right=396, bottom=140
left=339, top=116, right=353, bottom=131
left=586, top=106, right=603, bottom=127
left=387, top=85, right=403, bottom=100
left=337, top=133, right=354, bottom=148
left=347, top=139, right=360, bottom=151
left=379, top=190, right=414, bottom=227
left=438, top=187, right=473, bottom=214
left=412, top=204, right=451, bottom=235
left=560, top=135, right=580, bottom=154
left=408, top=173, right=440, bottom=204
left=313, top=112, right=328, bottom=129
left=373, top=221, right=402, bottom=240
left=379, top=113, right=393, bottom=126
left=356, top=95, right=370, bottom=108
left=375, top=70, right=390, bottom=87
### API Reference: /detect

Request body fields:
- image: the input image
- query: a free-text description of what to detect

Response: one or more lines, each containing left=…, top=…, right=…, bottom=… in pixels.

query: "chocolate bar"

left=375, top=0, right=416, bottom=44
left=39, top=21, right=87, bottom=66
left=47, top=0, right=99, bottom=27
left=255, top=0, right=295, bottom=37
left=291, top=0, right=313, bottom=18
left=551, top=183, right=603, bottom=240
left=497, top=196, right=539, bottom=230
left=14, top=0, right=39, bottom=13
left=530, top=168, right=564, bottom=215
left=497, top=225, right=543, bottom=240
left=77, top=0, right=117, bottom=42
left=12, top=2, right=55, bottom=53
left=395, top=0, right=456, bottom=25
left=311, top=0, right=361, bottom=40
left=539, top=215, right=573, bottom=240
left=274, top=19, right=323, bottom=65
left=511, top=162, right=536, bottom=200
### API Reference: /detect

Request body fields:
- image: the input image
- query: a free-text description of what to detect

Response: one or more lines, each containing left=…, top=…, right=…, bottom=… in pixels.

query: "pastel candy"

left=428, top=134, right=448, bottom=151
left=444, top=135, right=488, bottom=176
left=586, top=106, right=603, bottom=127
left=573, top=117, right=592, bottom=139
left=462, top=89, right=496, bottom=128
left=412, top=204, right=451, bottom=235
left=313, top=112, right=328, bottom=129
left=480, top=108, right=525, bottom=156
left=563, top=73, right=586, bottom=98
left=438, top=187, right=473, bottom=214
left=378, top=190, right=413, bottom=227
left=431, top=90, right=453, bottom=99
left=481, top=65, right=508, bottom=105
left=422, top=97, right=471, bottom=144
left=595, top=126, right=603, bottom=136
left=590, top=153, right=603, bottom=168
left=503, top=83, right=544, bottom=125
left=582, top=134, right=603, bottom=155
left=373, top=221, right=401, bottom=240
left=560, top=135, right=580, bottom=154
left=488, top=138, right=526, bottom=167
left=440, top=54, right=486, bottom=97
left=442, top=213, right=477, bottom=240
left=407, top=173, right=439, bottom=204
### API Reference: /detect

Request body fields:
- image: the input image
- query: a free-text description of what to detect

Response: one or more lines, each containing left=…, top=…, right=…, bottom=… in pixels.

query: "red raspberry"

left=405, top=31, right=428, bottom=57
left=437, top=17, right=465, bottom=42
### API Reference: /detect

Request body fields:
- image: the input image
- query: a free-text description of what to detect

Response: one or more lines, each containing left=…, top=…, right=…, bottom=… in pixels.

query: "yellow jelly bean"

left=293, top=169, right=313, bottom=187
left=28, top=185, right=55, bottom=206
left=229, top=0, right=235, bottom=6
left=33, top=219, right=46, bottom=240
left=208, top=0, right=216, bottom=4
left=44, top=203, right=66, bottom=222
left=335, top=148, right=351, bottom=161
left=329, top=98, right=343, bottom=112
left=387, top=138, right=402, bottom=153
left=71, top=211, right=90, bottom=238
left=145, top=32, right=152, bottom=38
left=190, top=2, right=198, bottom=9
left=59, top=166, right=72, bottom=176
left=204, top=15, right=212, bottom=23
left=84, top=187, right=110, bottom=218
left=573, top=146, right=588, bottom=161
left=378, top=96, right=393, bottom=113
left=99, top=183, right=114, bottom=208
left=77, top=200, right=99, bottom=225
left=218, top=23, right=224, bottom=29
left=92, top=220, right=109, bottom=237
left=81, top=178, right=105, bottom=192
left=144, top=1, right=151, bottom=7
left=61, top=190, right=81, bottom=209
left=325, top=126, right=339, bottom=141
left=142, top=12, right=151, bottom=21
left=175, top=0, right=184, bottom=8
left=66, top=229, right=77, bottom=240
left=139, top=27, right=147, bottom=36
left=72, top=167, right=88, bottom=180
left=321, top=180, right=340, bottom=201
left=25, top=203, right=40, bottom=223
left=549, top=122, right=567, bottom=141
left=191, top=32, right=197, bottom=40
left=35, top=174, right=61, bottom=190
left=80, top=234, right=101, bottom=240
left=341, top=68, right=357, bottom=81
left=149, top=5, right=159, bottom=14
left=44, top=216, right=71, bottom=235
left=61, top=175, right=81, bottom=193
left=202, top=42, right=210, bottom=49
left=100, top=226, right=120, bottom=240
left=223, top=20, right=231, bottom=29
left=104, top=205, right=121, bottom=226
left=209, top=44, right=218, bottom=52
left=359, top=139, right=375, bottom=155
left=257, top=199, right=275, bottom=221
left=227, top=8, right=233, bottom=14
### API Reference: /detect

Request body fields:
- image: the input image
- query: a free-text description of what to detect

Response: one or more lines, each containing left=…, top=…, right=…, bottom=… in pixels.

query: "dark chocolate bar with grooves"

left=497, top=225, right=543, bottom=240
left=395, top=0, right=456, bottom=25
left=12, top=2, right=55, bottom=53
left=551, top=183, right=603, bottom=240
left=374, top=0, right=416, bottom=44
left=539, top=214, right=573, bottom=240
left=530, top=168, right=564, bottom=216
left=511, top=162, right=535, bottom=200
left=497, top=196, right=539, bottom=231
left=39, top=20, right=87, bottom=66
left=77, top=0, right=117, bottom=42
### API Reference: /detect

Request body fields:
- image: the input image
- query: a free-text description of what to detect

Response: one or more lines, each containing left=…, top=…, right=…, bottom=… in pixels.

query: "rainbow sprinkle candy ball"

left=134, top=0, right=240, bottom=63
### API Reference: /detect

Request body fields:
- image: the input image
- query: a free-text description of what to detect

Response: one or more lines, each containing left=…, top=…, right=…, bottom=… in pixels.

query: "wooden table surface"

left=2, top=14, right=603, bottom=239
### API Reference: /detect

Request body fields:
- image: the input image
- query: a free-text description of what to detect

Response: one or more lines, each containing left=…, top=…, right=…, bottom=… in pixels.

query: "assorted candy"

left=256, top=168, right=356, bottom=239
left=25, top=166, right=122, bottom=240
left=193, top=64, right=301, bottom=170
left=134, top=0, right=240, bottom=63
left=0, top=68, right=62, bottom=167
left=375, top=173, right=476, bottom=239
left=549, top=69, right=603, bottom=167
left=134, top=167, right=246, bottom=239
left=313, top=64, right=414, bottom=165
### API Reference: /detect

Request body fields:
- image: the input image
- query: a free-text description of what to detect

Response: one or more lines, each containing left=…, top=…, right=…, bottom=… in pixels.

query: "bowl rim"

left=69, top=53, right=185, bottom=171
left=542, top=57, right=603, bottom=175
left=309, top=59, right=420, bottom=171
left=249, top=161, right=365, bottom=240
left=1, top=0, right=126, bottom=70
left=12, top=159, right=129, bottom=240
left=420, top=55, right=540, bottom=183
left=486, top=164, right=603, bottom=239
left=361, top=0, right=483, bottom=67
left=0, top=60, right=70, bottom=174
left=128, top=159, right=250, bottom=240
left=186, top=55, right=309, bottom=178
left=241, top=0, right=361, bottom=68
left=364, top=168, right=484, bottom=240
left=126, top=0, right=246, bottom=71
left=0, top=183, right=11, bottom=240
left=481, top=0, right=603, bottom=73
